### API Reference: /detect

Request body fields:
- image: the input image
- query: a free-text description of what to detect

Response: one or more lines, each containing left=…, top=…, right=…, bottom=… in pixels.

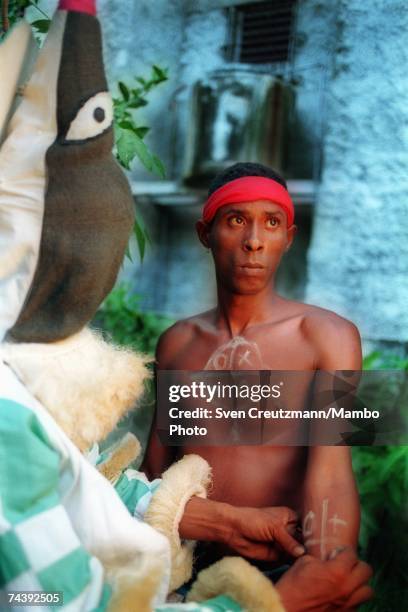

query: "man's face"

left=197, top=199, right=296, bottom=295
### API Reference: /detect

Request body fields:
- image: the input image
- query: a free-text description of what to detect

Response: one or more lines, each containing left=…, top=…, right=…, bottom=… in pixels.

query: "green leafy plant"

left=113, top=67, right=168, bottom=261
left=94, top=284, right=172, bottom=355
left=1, top=0, right=50, bottom=38
left=352, top=352, right=408, bottom=611
left=93, top=285, right=173, bottom=452
left=114, top=65, right=168, bottom=178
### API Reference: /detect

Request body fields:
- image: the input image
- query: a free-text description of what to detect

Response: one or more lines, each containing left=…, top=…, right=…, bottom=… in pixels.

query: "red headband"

left=203, top=176, right=294, bottom=227
left=58, top=0, right=96, bottom=15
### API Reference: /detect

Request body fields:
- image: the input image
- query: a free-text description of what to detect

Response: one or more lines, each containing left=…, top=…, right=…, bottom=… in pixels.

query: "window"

left=228, top=0, right=296, bottom=64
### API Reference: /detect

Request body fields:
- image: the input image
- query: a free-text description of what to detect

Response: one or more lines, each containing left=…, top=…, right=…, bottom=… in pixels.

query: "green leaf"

left=133, top=218, right=146, bottom=261
left=118, top=81, right=130, bottom=101
left=131, top=131, right=165, bottom=176
left=115, top=127, right=135, bottom=170
left=150, top=153, right=166, bottom=178
left=135, top=126, right=149, bottom=139
left=152, top=64, right=168, bottom=82
left=115, top=127, right=166, bottom=177
left=124, top=244, right=133, bottom=263
left=128, top=96, right=148, bottom=108
left=118, top=120, right=136, bottom=131
left=363, top=351, right=382, bottom=370
left=30, top=18, right=50, bottom=33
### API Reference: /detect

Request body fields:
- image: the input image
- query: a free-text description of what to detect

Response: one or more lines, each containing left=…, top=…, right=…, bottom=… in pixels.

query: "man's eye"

left=266, top=217, right=280, bottom=227
left=229, top=216, right=245, bottom=226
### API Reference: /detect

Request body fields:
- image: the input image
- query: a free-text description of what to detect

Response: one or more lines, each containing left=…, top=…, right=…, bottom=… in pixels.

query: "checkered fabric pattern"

left=89, top=440, right=162, bottom=520
left=0, top=397, right=243, bottom=611
left=156, top=596, right=242, bottom=611
left=114, top=469, right=162, bottom=520
left=0, top=398, right=111, bottom=611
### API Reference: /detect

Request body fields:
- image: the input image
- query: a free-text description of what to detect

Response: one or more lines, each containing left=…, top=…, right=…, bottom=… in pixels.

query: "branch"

left=2, top=0, right=9, bottom=32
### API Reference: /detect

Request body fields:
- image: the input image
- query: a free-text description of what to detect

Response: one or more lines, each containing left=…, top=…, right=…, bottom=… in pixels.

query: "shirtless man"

left=145, top=162, right=362, bottom=567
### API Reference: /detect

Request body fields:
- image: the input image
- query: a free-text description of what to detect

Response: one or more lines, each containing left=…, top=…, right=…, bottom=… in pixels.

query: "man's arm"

left=142, top=322, right=194, bottom=478
left=179, top=496, right=304, bottom=560
left=302, top=314, right=362, bottom=559
left=302, top=445, right=360, bottom=559
left=143, top=412, right=176, bottom=479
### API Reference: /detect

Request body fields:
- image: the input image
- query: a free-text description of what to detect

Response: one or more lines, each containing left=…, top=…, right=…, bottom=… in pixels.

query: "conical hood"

left=0, top=0, right=134, bottom=343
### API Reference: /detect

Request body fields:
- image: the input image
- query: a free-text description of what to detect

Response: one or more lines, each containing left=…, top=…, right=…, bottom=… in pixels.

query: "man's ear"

left=196, top=219, right=211, bottom=249
left=285, top=224, right=297, bottom=252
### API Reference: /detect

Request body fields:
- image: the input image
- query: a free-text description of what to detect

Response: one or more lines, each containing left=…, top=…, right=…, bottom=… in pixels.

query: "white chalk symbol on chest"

left=204, top=335, right=265, bottom=370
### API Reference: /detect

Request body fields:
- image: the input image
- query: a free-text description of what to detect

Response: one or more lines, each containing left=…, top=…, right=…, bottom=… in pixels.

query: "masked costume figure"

left=0, top=1, right=285, bottom=610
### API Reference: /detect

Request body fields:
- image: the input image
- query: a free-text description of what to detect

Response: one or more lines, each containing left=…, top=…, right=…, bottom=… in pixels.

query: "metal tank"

left=184, top=69, right=292, bottom=184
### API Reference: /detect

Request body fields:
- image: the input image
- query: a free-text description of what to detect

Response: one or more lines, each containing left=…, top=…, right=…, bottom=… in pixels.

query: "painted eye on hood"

left=65, top=91, right=113, bottom=141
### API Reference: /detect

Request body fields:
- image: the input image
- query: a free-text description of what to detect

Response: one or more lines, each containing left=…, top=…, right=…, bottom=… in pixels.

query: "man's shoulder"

left=156, top=310, right=215, bottom=367
left=295, top=303, right=361, bottom=368
left=159, top=310, right=215, bottom=342
left=299, top=303, right=360, bottom=341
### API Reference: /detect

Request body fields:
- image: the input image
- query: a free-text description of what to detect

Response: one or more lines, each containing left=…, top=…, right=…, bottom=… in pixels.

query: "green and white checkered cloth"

left=156, top=596, right=242, bottom=611
left=114, top=469, right=161, bottom=520
left=0, top=363, right=243, bottom=612
left=0, top=398, right=111, bottom=611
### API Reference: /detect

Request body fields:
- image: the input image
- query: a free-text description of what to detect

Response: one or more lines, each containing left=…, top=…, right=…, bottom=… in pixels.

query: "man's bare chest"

left=174, top=326, right=315, bottom=371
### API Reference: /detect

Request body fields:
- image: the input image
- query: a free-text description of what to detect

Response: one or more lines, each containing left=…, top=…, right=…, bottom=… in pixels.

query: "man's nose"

left=243, top=228, right=264, bottom=252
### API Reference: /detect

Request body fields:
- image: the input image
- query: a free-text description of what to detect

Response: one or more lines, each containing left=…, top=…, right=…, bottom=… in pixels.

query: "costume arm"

left=101, top=449, right=283, bottom=610
left=0, top=399, right=112, bottom=611
left=155, top=556, right=285, bottom=611
left=98, top=452, right=285, bottom=611
left=144, top=455, right=212, bottom=592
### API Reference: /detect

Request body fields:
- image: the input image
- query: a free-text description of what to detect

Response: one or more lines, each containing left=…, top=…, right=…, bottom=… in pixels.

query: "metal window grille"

left=228, top=1, right=296, bottom=64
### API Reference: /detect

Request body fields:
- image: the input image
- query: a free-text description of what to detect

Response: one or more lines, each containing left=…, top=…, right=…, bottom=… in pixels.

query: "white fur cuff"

left=144, top=454, right=211, bottom=592
left=1, top=328, right=150, bottom=451
left=187, top=557, right=285, bottom=612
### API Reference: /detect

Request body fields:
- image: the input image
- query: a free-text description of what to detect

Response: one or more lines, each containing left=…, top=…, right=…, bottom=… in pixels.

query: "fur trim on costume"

left=144, top=454, right=211, bottom=592
left=98, top=432, right=141, bottom=484
left=1, top=328, right=150, bottom=451
left=105, top=555, right=164, bottom=612
left=187, top=557, right=285, bottom=612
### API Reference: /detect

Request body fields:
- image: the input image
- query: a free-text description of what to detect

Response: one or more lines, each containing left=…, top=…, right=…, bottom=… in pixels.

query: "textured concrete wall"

left=174, top=5, right=229, bottom=179
left=305, top=0, right=408, bottom=345
left=287, top=0, right=336, bottom=178
left=99, top=0, right=185, bottom=181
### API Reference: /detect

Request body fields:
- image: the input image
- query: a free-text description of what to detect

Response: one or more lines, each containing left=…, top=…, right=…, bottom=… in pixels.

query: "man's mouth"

left=237, top=263, right=266, bottom=276
left=239, top=263, right=265, bottom=269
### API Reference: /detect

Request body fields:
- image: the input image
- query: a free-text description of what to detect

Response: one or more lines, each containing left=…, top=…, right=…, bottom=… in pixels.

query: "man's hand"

left=227, top=505, right=304, bottom=561
left=179, top=497, right=304, bottom=561
left=276, top=548, right=373, bottom=611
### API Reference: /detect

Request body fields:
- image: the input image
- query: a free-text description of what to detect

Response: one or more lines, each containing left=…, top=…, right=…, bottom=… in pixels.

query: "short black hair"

left=208, top=162, right=287, bottom=196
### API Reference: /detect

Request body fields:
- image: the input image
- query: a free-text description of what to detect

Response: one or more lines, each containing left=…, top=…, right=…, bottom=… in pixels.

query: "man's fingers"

left=344, top=585, right=374, bottom=608
left=346, top=560, right=373, bottom=591
left=328, top=546, right=359, bottom=571
left=284, top=507, right=299, bottom=524
left=243, top=543, right=280, bottom=562
left=264, top=506, right=299, bottom=524
left=235, top=538, right=280, bottom=562
left=275, top=527, right=305, bottom=557
left=339, top=560, right=373, bottom=608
